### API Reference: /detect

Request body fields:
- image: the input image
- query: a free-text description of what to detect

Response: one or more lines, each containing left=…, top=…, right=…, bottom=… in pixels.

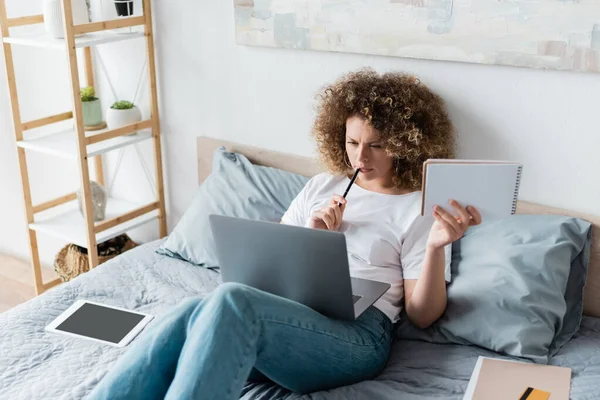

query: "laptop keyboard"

left=352, top=294, right=362, bottom=304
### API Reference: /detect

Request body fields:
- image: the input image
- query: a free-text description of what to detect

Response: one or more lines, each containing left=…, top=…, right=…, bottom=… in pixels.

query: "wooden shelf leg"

left=62, top=0, right=99, bottom=268
left=143, top=0, right=168, bottom=238
left=94, top=156, right=105, bottom=187
left=84, top=46, right=94, bottom=87
left=19, top=155, right=45, bottom=295
left=0, top=0, right=45, bottom=295
left=83, top=45, right=105, bottom=187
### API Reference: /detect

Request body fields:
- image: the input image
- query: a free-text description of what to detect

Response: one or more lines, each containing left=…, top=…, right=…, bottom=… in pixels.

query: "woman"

left=89, top=69, right=482, bottom=400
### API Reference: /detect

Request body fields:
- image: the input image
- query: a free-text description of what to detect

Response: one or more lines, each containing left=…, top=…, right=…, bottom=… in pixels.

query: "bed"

left=1, top=137, right=599, bottom=399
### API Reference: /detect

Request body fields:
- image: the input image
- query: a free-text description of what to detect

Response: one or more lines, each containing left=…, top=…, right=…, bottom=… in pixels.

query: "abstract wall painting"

left=234, top=0, right=600, bottom=73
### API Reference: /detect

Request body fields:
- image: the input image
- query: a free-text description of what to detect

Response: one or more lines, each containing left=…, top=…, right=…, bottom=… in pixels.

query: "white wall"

left=1, top=0, right=599, bottom=266
left=153, top=0, right=600, bottom=218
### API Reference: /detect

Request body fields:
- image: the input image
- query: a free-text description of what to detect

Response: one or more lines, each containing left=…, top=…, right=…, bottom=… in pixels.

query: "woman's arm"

left=404, top=200, right=482, bottom=329
left=403, top=245, right=447, bottom=329
left=282, top=195, right=347, bottom=229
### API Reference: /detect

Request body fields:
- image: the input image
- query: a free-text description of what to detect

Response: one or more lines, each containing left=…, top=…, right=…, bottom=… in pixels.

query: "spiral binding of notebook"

left=511, top=165, right=523, bottom=215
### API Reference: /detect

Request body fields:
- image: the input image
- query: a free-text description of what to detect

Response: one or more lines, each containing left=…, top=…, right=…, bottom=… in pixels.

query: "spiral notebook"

left=463, top=356, right=571, bottom=400
left=421, top=159, right=523, bottom=219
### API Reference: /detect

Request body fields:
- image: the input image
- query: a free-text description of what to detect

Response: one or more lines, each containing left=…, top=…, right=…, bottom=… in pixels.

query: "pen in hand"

left=339, top=168, right=360, bottom=207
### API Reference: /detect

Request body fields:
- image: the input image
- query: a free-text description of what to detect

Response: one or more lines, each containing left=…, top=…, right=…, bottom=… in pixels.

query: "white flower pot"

left=106, top=106, right=142, bottom=135
left=43, top=0, right=89, bottom=39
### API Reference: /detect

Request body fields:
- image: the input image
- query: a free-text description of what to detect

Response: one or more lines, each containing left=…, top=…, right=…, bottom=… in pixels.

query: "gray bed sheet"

left=1, top=240, right=599, bottom=399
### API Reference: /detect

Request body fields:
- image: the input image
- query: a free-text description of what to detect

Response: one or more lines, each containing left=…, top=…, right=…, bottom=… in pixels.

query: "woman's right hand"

left=309, top=195, right=347, bottom=231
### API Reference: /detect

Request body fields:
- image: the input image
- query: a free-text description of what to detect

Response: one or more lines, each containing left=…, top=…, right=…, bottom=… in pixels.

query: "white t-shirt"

left=281, top=172, right=451, bottom=323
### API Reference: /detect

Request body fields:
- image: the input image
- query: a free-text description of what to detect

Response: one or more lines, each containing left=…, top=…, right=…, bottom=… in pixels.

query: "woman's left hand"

left=427, top=200, right=482, bottom=250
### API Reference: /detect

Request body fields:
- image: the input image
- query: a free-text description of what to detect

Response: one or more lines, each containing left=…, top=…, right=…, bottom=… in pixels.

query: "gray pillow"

left=157, top=147, right=309, bottom=268
left=395, top=215, right=592, bottom=364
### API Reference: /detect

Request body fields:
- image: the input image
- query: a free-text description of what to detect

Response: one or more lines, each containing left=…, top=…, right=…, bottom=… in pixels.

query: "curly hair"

left=311, top=68, right=455, bottom=191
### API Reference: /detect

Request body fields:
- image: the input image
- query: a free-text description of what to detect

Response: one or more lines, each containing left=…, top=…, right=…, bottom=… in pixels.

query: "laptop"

left=208, top=214, right=391, bottom=321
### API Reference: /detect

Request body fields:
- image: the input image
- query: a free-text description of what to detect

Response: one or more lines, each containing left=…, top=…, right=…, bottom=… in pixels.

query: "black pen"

left=339, top=168, right=360, bottom=207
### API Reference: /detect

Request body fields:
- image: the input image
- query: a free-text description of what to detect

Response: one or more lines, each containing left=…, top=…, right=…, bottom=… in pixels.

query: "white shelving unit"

left=0, top=0, right=167, bottom=295
left=2, top=30, right=145, bottom=50
left=30, top=197, right=159, bottom=248
left=17, top=129, right=153, bottom=159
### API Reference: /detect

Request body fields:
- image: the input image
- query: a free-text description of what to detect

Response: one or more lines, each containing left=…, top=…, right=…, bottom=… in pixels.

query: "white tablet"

left=45, top=300, right=154, bottom=348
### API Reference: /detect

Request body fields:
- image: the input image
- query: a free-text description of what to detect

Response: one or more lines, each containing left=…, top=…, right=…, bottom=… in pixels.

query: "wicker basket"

left=53, top=234, right=137, bottom=282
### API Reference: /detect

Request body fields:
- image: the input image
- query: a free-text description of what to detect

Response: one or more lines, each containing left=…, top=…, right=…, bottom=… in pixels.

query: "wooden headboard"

left=197, top=136, right=600, bottom=318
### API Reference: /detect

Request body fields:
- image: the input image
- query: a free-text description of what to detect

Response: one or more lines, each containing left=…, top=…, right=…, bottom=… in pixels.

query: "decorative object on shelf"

left=53, top=234, right=137, bottom=281
left=106, top=100, right=142, bottom=133
left=112, top=0, right=136, bottom=34
left=85, top=0, right=92, bottom=22
left=76, top=181, right=107, bottom=221
left=113, top=0, right=134, bottom=17
left=42, top=0, right=89, bottom=39
left=80, top=86, right=104, bottom=128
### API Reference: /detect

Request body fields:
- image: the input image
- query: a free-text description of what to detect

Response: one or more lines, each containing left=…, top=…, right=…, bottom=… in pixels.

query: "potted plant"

left=112, top=0, right=138, bottom=34
left=80, top=86, right=103, bottom=128
left=113, top=0, right=134, bottom=17
left=106, top=100, right=142, bottom=133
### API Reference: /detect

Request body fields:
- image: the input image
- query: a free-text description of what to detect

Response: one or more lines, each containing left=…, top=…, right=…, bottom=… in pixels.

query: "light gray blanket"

left=1, top=240, right=599, bottom=399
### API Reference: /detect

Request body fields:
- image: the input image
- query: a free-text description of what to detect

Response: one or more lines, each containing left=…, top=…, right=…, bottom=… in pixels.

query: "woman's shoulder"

left=305, top=171, right=346, bottom=187
left=299, top=172, right=347, bottom=198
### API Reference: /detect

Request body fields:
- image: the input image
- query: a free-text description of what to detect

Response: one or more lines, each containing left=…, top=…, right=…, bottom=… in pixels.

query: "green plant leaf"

left=111, top=100, right=134, bottom=110
left=80, top=86, right=98, bottom=102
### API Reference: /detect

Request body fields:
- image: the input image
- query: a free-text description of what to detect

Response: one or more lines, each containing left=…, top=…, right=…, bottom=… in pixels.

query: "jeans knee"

left=211, top=282, right=255, bottom=315
left=176, top=296, right=204, bottom=313
left=213, top=282, right=251, bottom=300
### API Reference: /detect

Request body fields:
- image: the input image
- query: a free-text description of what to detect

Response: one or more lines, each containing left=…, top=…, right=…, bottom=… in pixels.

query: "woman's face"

left=345, top=115, right=395, bottom=190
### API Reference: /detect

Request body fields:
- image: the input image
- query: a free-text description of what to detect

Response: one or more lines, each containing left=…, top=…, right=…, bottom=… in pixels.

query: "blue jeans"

left=88, top=282, right=393, bottom=400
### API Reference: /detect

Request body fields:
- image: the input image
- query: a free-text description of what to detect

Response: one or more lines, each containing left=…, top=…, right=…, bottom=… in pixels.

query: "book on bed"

left=463, top=356, right=571, bottom=400
left=421, top=159, right=523, bottom=219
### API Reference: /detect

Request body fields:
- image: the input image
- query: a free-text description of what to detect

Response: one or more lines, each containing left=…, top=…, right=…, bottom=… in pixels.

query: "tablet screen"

left=55, top=303, right=146, bottom=344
